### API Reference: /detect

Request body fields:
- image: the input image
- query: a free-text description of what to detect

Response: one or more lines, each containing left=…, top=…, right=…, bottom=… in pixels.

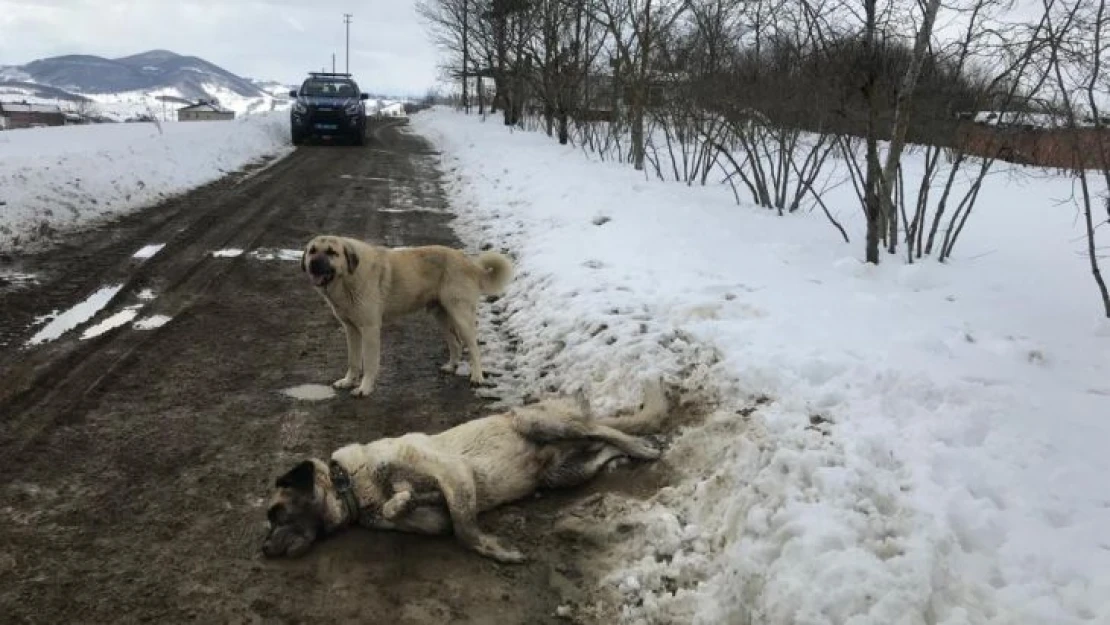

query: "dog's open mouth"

left=310, top=271, right=335, bottom=287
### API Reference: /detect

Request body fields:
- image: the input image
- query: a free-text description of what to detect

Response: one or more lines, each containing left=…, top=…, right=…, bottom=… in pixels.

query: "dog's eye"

left=309, top=246, right=317, bottom=254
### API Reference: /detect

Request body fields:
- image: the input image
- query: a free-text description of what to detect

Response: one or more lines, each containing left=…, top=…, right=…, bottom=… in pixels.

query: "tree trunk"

left=630, top=89, right=645, bottom=170
left=462, top=0, right=470, bottom=114
left=863, top=0, right=881, bottom=264
left=878, top=0, right=943, bottom=254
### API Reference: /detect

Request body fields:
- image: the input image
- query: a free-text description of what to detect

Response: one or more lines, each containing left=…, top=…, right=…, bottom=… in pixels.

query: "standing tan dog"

left=261, top=381, right=669, bottom=563
left=302, top=235, right=512, bottom=397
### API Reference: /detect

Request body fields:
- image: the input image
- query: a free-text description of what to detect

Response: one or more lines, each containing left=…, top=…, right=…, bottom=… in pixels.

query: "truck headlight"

left=345, top=103, right=361, bottom=116
left=293, top=101, right=307, bottom=114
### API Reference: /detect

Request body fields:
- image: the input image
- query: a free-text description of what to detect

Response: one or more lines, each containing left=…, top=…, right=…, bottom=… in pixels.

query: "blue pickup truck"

left=288, top=72, right=369, bottom=146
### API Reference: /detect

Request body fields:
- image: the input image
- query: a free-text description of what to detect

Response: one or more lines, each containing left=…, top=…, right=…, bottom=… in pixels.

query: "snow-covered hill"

left=0, top=50, right=292, bottom=122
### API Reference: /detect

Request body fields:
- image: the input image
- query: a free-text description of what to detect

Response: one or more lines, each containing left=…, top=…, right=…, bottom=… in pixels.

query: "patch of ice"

left=0, top=271, right=38, bottom=289
left=137, top=289, right=157, bottom=301
left=211, top=248, right=244, bottom=258
left=81, top=307, right=141, bottom=340
left=340, top=174, right=391, bottom=182
left=26, top=284, right=123, bottom=346
left=132, top=243, right=165, bottom=259
left=250, top=248, right=303, bottom=262
left=133, top=314, right=172, bottom=330
left=378, top=207, right=444, bottom=214
left=281, top=384, right=336, bottom=401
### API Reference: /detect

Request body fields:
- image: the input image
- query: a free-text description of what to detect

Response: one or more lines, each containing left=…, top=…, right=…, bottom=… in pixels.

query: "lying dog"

left=262, top=382, right=668, bottom=563
left=301, top=235, right=513, bottom=397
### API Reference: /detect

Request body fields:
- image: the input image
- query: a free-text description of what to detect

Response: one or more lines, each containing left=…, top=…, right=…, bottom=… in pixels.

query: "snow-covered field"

left=0, top=83, right=290, bottom=122
left=0, top=112, right=292, bottom=252
left=84, top=83, right=291, bottom=121
left=413, top=108, right=1110, bottom=625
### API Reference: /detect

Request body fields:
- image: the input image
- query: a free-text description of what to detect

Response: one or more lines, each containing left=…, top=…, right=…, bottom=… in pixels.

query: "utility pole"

left=343, top=13, right=353, bottom=74
left=332, top=53, right=336, bottom=73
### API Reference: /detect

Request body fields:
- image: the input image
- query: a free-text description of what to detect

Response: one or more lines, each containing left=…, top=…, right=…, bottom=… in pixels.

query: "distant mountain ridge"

left=0, top=50, right=265, bottom=101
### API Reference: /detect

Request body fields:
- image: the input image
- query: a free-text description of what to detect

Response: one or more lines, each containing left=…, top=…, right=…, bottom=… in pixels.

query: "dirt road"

left=0, top=119, right=663, bottom=624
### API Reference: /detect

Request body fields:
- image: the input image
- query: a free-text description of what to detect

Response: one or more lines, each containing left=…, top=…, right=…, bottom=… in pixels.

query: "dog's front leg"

left=333, top=321, right=362, bottom=389
left=417, top=456, right=526, bottom=564
left=382, top=481, right=446, bottom=520
left=350, top=322, right=381, bottom=397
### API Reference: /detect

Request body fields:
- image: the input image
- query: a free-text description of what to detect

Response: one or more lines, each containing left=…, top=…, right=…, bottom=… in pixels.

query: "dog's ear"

left=344, top=244, right=359, bottom=273
left=276, top=460, right=316, bottom=492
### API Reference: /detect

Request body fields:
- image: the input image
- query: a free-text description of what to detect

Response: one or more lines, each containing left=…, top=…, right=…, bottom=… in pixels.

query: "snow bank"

left=0, top=112, right=292, bottom=252
left=413, top=108, right=1110, bottom=625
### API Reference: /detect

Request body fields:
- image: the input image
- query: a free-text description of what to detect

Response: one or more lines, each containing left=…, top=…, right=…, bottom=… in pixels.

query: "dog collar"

left=328, top=460, right=361, bottom=525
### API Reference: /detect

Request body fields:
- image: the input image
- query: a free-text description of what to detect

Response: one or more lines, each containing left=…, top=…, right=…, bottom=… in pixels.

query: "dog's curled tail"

left=597, top=378, right=670, bottom=435
left=476, top=251, right=514, bottom=296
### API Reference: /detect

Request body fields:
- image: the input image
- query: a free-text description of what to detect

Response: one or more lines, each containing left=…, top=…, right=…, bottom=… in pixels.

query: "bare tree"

left=1042, top=0, right=1110, bottom=316
left=875, top=0, right=942, bottom=256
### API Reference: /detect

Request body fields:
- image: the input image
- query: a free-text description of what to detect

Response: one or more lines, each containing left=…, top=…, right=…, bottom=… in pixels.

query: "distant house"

left=177, top=100, right=235, bottom=121
left=0, top=101, right=66, bottom=129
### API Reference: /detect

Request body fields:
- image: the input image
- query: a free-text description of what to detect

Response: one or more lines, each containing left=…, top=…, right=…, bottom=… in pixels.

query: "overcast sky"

left=0, top=0, right=441, bottom=95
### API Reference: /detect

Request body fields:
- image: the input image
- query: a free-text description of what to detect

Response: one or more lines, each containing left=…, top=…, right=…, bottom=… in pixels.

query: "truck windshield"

left=300, top=80, right=357, bottom=97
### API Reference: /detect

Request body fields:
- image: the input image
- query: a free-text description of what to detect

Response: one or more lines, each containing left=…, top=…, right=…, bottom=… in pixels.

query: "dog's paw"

left=472, top=535, right=528, bottom=563
left=494, top=549, right=527, bottom=565
left=440, top=362, right=458, bottom=374
left=350, top=384, right=374, bottom=398
left=468, top=371, right=485, bottom=386
left=382, top=491, right=413, bottom=520
left=332, top=376, right=357, bottom=389
left=629, top=439, right=663, bottom=461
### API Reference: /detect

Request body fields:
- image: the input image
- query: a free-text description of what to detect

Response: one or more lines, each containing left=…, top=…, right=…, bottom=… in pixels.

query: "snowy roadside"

left=413, top=108, right=1110, bottom=625
left=0, top=113, right=292, bottom=253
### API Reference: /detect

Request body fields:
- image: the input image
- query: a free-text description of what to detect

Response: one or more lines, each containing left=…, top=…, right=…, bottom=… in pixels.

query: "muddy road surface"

left=0, top=119, right=664, bottom=624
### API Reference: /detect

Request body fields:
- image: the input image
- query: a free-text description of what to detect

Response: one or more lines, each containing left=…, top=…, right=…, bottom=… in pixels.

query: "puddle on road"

left=281, top=384, right=336, bottom=401
left=211, top=248, right=244, bottom=258
left=132, top=244, right=165, bottom=260
left=250, top=248, right=302, bottom=262
left=133, top=314, right=172, bottom=330
left=81, top=305, right=142, bottom=340
left=26, top=284, right=123, bottom=346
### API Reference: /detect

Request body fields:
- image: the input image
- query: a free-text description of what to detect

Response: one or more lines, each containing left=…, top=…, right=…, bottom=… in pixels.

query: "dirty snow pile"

left=0, top=112, right=292, bottom=252
left=413, top=108, right=1110, bottom=625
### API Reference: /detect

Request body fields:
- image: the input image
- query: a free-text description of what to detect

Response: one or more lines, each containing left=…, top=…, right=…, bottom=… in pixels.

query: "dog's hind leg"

left=431, top=305, right=463, bottom=373
left=514, top=410, right=661, bottom=461
left=594, top=378, right=670, bottom=435
left=539, top=442, right=626, bottom=489
left=443, top=299, right=484, bottom=385
left=333, top=321, right=362, bottom=389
